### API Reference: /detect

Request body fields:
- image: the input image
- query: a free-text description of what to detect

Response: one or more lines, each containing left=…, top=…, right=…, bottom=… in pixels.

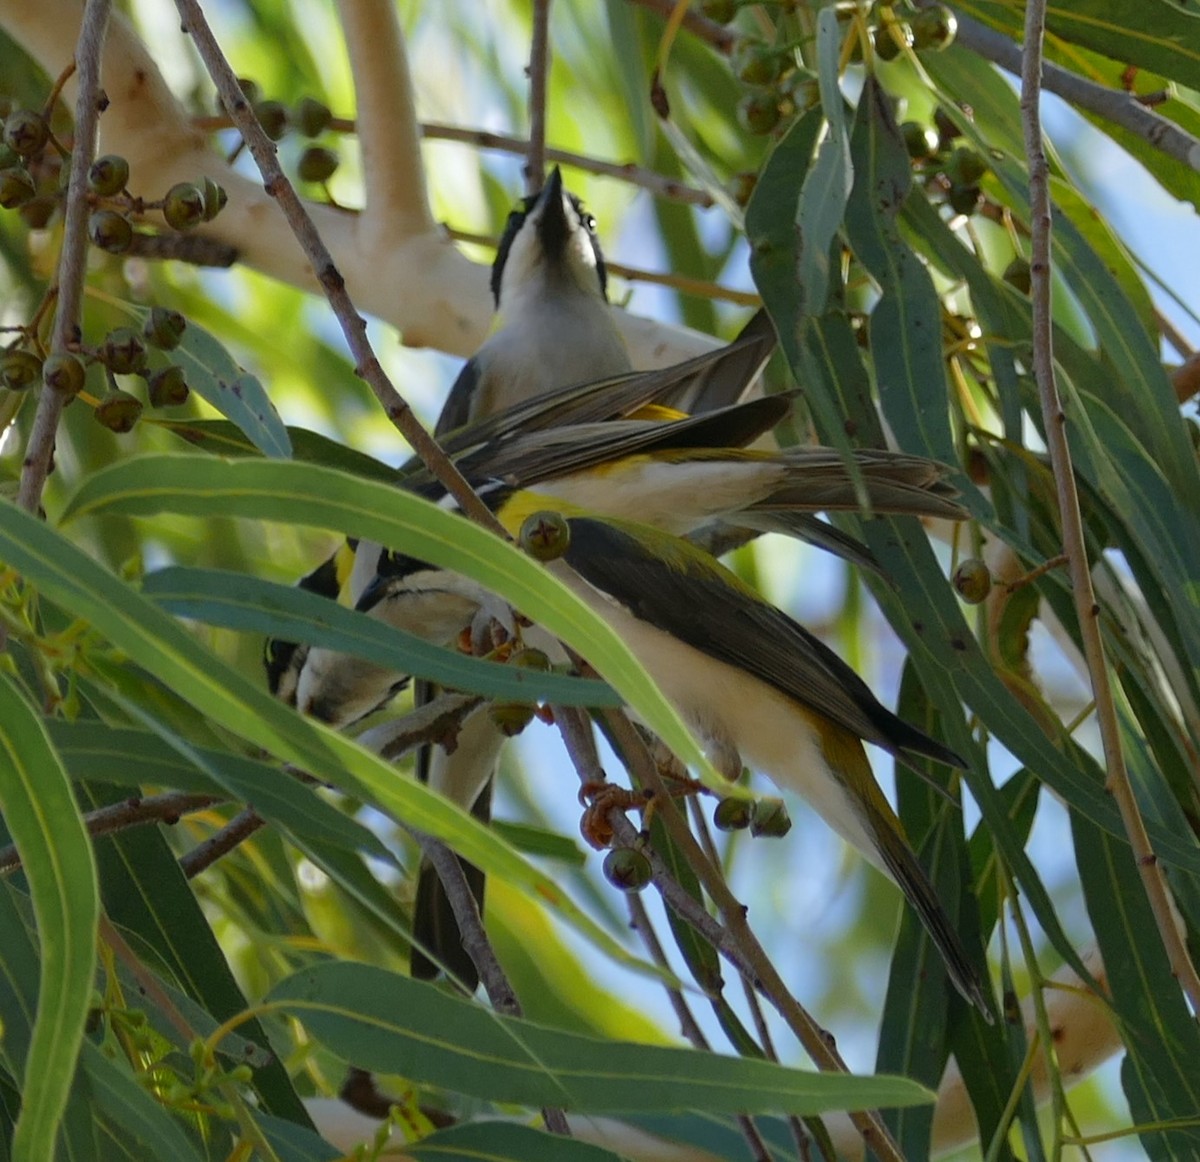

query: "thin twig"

left=354, top=692, right=484, bottom=762
left=410, top=829, right=570, bottom=1136
left=551, top=707, right=758, bottom=981
left=17, top=0, right=111, bottom=513
left=627, top=894, right=774, bottom=1162
left=179, top=807, right=265, bottom=879
left=193, top=115, right=718, bottom=207
left=525, top=0, right=552, bottom=195
left=411, top=831, right=521, bottom=1015
left=422, top=123, right=714, bottom=206
left=687, top=804, right=815, bottom=1159
left=1019, top=0, right=1200, bottom=1015
left=919, top=0, right=1200, bottom=172
left=0, top=790, right=221, bottom=875
left=626, top=893, right=710, bottom=1047
left=626, top=0, right=736, bottom=53
left=171, top=0, right=504, bottom=538
left=598, top=710, right=906, bottom=1162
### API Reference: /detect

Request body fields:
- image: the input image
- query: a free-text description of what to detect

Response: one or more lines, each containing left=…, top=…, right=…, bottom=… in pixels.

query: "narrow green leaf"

left=141, top=566, right=619, bottom=707
left=0, top=494, right=655, bottom=976
left=1072, top=813, right=1200, bottom=1157
left=257, top=1112, right=342, bottom=1161
left=408, top=1122, right=625, bottom=1161
left=961, top=0, right=1200, bottom=91
left=76, top=781, right=311, bottom=1125
left=846, top=76, right=955, bottom=462
left=154, top=418, right=404, bottom=483
left=0, top=674, right=99, bottom=1162
left=796, top=7, right=854, bottom=314
left=59, top=454, right=722, bottom=787
left=51, top=720, right=394, bottom=860
left=268, top=961, right=934, bottom=1115
left=0, top=882, right=41, bottom=1078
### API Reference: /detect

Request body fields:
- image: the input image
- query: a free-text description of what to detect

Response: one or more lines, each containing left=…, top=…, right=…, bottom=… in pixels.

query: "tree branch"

left=0, top=790, right=221, bottom=875
left=179, top=806, right=265, bottom=878
left=1019, top=0, right=1200, bottom=1014
left=525, top=0, right=551, bottom=194
left=924, top=0, right=1200, bottom=172
left=17, top=0, right=110, bottom=513
left=422, top=123, right=714, bottom=206
left=596, top=710, right=906, bottom=1162
left=335, top=0, right=434, bottom=238
left=626, top=0, right=735, bottom=54
left=1, top=0, right=720, bottom=367
left=171, top=0, right=504, bottom=535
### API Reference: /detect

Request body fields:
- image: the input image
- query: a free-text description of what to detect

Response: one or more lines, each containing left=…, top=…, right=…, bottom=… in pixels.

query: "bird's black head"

left=490, top=166, right=608, bottom=306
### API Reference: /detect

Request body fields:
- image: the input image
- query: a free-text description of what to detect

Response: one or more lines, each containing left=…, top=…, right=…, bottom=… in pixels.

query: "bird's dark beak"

left=533, top=165, right=569, bottom=258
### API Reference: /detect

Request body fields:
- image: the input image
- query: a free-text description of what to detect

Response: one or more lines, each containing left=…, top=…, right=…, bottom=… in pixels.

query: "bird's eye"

left=583, top=213, right=596, bottom=231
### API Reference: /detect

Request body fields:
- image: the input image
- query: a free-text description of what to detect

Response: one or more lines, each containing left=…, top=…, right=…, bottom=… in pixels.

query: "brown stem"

left=0, top=790, right=221, bottom=875
left=423, top=123, right=713, bottom=205
left=626, top=0, right=735, bottom=53
left=170, top=0, right=505, bottom=538
left=1019, top=0, right=1200, bottom=1015
left=179, top=807, right=265, bottom=879
left=599, top=710, right=907, bottom=1162
left=18, top=0, right=111, bottom=513
left=525, top=0, right=552, bottom=195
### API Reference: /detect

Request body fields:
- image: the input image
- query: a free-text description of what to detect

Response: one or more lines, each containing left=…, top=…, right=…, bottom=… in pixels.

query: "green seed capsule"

left=520, top=510, right=571, bottom=561
left=713, top=797, right=753, bottom=832
left=293, top=96, right=332, bottom=137
left=946, top=182, right=981, bottom=216
left=87, top=154, right=130, bottom=196
left=201, top=176, right=227, bottom=222
left=142, top=307, right=187, bottom=350
left=297, top=146, right=339, bottom=183
left=946, top=146, right=987, bottom=185
left=873, top=22, right=913, bottom=62
left=254, top=100, right=288, bottom=141
left=737, top=92, right=782, bottom=136
left=100, top=328, right=147, bottom=375
left=602, top=847, right=652, bottom=892
left=1, top=349, right=43, bottom=391
left=88, top=209, right=134, bottom=253
left=0, top=166, right=36, bottom=209
left=911, top=5, right=958, bottom=51
left=42, top=353, right=86, bottom=396
left=953, top=558, right=992, bottom=604
left=3, top=109, right=49, bottom=158
left=147, top=365, right=190, bottom=407
left=901, top=121, right=938, bottom=162
left=95, top=389, right=144, bottom=433
left=749, top=797, right=791, bottom=838
left=162, top=182, right=206, bottom=231
left=731, top=40, right=784, bottom=87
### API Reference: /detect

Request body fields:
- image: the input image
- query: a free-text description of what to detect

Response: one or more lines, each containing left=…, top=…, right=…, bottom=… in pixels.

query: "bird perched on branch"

left=530, top=510, right=991, bottom=1015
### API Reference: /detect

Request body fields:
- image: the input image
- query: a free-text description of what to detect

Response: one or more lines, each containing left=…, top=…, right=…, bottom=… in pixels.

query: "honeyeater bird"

left=539, top=512, right=991, bottom=1014
left=423, top=170, right=775, bottom=987
left=282, top=499, right=991, bottom=1014
left=434, top=165, right=630, bottom=435
left=417, top=166, right=628, bottom=986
